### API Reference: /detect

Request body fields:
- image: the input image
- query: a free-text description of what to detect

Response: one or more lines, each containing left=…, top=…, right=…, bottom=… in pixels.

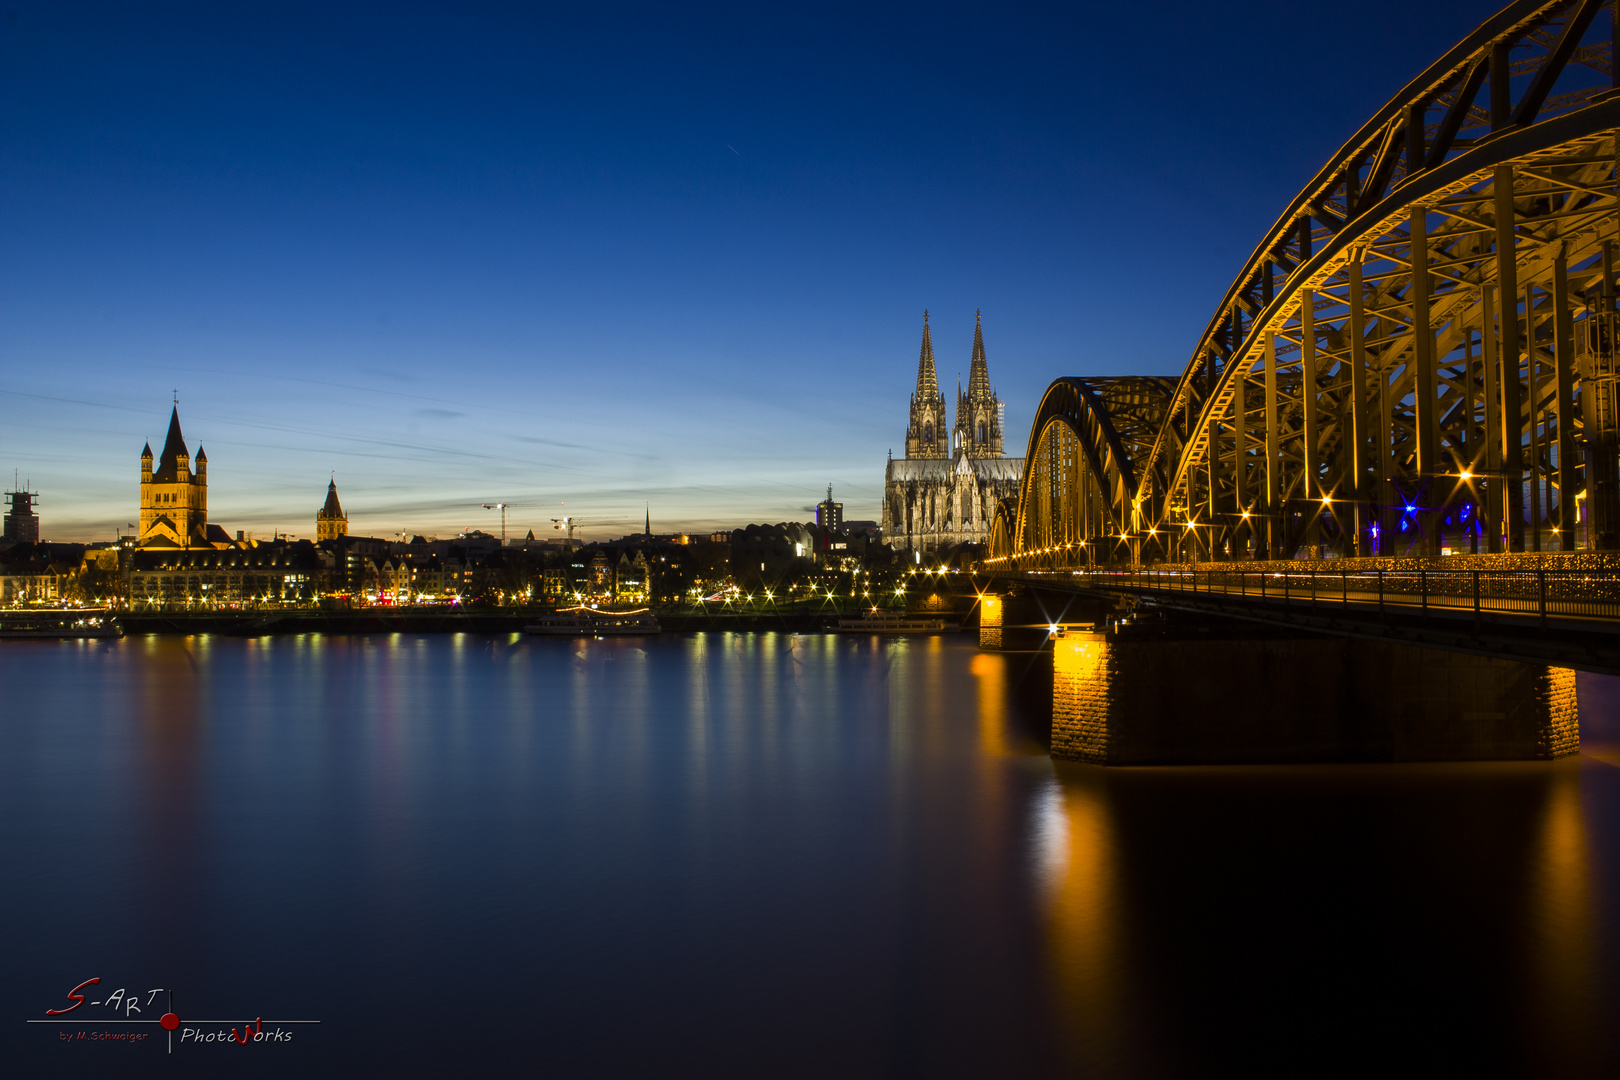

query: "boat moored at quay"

left=0, top=612, right=124, bottom=639
left=524, top=607, right=661, bottom=637
left=832, top=610, right=961, bottom=635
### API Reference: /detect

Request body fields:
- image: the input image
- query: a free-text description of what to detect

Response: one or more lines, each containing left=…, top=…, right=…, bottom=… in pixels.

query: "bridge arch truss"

left=995, top=0, right=1620, bottom=568
left=988, top=377, right=1173, bottom=567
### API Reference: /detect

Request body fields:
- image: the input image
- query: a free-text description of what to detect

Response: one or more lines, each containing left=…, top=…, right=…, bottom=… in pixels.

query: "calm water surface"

left=2, top=632, right=1617, bottom=1077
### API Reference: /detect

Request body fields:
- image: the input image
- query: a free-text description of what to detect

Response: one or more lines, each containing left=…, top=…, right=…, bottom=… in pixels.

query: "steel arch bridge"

left=986, top=377, right=1176, bottom=568
left=989, top=0, right=1620, bottom=569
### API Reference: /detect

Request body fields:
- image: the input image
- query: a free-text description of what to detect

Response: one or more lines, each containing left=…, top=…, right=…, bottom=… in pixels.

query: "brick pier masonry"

left=981, top=594, right=1579, bottom=765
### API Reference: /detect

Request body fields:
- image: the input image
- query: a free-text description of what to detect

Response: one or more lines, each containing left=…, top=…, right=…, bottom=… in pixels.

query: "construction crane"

left=551, top=516, right=578, bottom=542
left=481, top=503, right=509, bottom=544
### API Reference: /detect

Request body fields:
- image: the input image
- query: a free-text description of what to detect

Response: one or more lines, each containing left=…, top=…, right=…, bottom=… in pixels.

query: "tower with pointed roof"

left=954, top=311, right=1004, bottom=458
left=317, top=479, right=349, bottom=541
left=883, top=311, right=1022, bottom=552
left=138, top=406, right=215, bottom=547
left=905, top=312, right=949, bottom=459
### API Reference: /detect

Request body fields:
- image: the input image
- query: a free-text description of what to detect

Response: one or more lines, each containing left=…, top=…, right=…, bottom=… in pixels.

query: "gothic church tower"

left=904, top=311, right=948, bottom=459
left=953, top=311, right=1004, bottom=458
left=138, top=406, right=210, bottom=547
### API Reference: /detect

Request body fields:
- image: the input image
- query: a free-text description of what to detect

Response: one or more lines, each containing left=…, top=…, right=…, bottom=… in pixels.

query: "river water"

left=2, top=632, right=1617, bottom=1077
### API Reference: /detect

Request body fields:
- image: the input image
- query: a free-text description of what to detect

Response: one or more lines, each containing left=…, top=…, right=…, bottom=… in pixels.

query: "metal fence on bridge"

left=1024, top=567, right=1620, bottom=628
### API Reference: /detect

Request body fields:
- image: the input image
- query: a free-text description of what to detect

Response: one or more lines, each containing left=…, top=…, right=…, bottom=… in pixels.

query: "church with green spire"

left=882, top=311, right=1023, bottom=553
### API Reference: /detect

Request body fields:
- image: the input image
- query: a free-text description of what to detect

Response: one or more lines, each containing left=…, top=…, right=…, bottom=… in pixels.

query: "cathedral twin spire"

left=905, top=311, right=948, bottom=459
left=915, top=309, right=940, bottom=398
left=968, top=310, right=991, bottom=398
left=905, top=310, right=1002, bottom=460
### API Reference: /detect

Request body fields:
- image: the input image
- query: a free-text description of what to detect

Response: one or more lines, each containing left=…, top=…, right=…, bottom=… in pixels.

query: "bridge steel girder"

left=999, top=0, right=1620, bottom=570
left=988, top=377, right=1174, bottom=569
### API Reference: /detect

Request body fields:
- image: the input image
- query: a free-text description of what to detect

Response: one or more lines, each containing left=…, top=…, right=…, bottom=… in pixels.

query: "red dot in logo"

left=160, top=1013, right=181, bottom=1031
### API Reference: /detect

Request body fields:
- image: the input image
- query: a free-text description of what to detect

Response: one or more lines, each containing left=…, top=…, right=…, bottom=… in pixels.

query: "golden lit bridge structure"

left=984, top=0, right=1620, bottom=672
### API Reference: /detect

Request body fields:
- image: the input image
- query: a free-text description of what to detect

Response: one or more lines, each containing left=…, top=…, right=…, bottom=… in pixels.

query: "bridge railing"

left=1023, top=567, right=1620, bottom=627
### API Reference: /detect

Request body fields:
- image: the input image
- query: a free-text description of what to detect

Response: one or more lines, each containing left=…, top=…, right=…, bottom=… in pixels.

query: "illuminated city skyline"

left=1, top=2, right=1493, bottom=541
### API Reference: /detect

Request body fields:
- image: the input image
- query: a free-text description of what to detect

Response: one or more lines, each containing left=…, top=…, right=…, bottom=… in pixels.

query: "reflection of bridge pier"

left=1038, top=751, right=1602, bottom=1074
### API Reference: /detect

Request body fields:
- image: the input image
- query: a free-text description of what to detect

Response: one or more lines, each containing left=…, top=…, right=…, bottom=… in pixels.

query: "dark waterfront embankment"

left=118, top=608, right=538, bottom=635
left=109, top=591, right=989, bottom=636
left=112, top=606, right=973, bottom=636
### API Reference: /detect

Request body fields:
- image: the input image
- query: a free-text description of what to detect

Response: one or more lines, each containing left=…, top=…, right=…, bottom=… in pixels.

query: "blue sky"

left=3, top=0, right=1497, bottom=542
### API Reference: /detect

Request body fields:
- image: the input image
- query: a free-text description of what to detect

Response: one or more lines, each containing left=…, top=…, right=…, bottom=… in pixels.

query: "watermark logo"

left=30, top=977, right=318, bottom=1054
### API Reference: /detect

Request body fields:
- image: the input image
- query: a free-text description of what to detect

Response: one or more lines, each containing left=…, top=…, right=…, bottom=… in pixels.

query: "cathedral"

left=138, top=406, right=234, bottom=548
left=881, top=312, right=1023, bottom=552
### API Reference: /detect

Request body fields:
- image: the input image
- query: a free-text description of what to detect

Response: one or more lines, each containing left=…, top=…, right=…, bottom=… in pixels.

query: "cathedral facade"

left=881, top=312, right=1023, bottom=552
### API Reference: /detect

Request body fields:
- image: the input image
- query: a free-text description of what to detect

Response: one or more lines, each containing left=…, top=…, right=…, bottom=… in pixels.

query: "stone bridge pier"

left=981, top=592, right=1579, bottom=765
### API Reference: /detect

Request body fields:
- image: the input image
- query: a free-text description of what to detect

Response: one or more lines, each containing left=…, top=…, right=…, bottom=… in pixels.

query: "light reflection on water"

left=1038, top=751, right=1616, bottom=1077
left=0, top=633, right=1616, bottom=1077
